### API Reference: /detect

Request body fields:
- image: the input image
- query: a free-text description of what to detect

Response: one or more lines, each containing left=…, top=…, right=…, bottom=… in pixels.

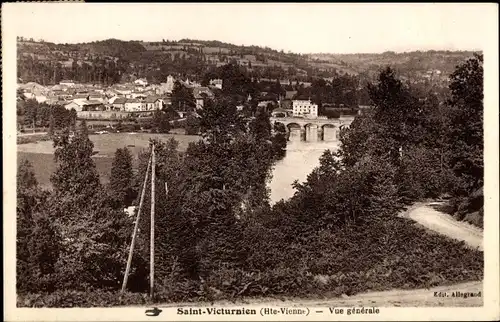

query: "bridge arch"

left=322, top=123, right=338, bottom=142
left=321, top=123, right=336, bottom=130
left=286, top=122, right=302, bottom=142
left=303, top=123, right=319, bottom=142
left=286, top=122, right=302, bottom=131
left=268, top=116, right=354, bottom=142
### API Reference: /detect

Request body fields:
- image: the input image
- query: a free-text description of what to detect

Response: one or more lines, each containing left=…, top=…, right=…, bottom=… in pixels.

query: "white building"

left=209, top=78, right=223, bottom=89
left=130, top=92, right=147, bottom=100
left=143, top=96, right=164, bottom=111
left=60, top=80, right=76, bottom=87
left=194, top=94, right=204, bottom=109
left=23, top=92, right=47, bottom=103
left=108, top=96, right=119, bottom=105
left=166, top=75, right=175, bottom=93
left=115, top=88, right=133, bottom=96
left=124, top=99, right=143, bottom=112
left=134, top=78, right=148, bottom=86
left=64, top=99, right=104, bottom=112
left=292, top=100, right=318, bottom=118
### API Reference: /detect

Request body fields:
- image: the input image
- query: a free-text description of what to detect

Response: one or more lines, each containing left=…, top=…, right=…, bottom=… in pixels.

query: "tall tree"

left=152, top=110, right=171, bottom=133
left=109, top=147, right=136, bottom=207
left=50, top=122, right=100, bottom=213
left=198, top=97, right=245, bottom=145
left=24, top=99, right=39, bottom=129
left=271, top=122, right=287, bottom=160
left=446, top=54, right=483, bottom=197
left=48, top=115, right=55, bottom=137
left=17, top=160, right=59, bottom=293
left=249, top=106, right=272, bottom=142
left=367, top=67, right=424, bottom=164
left=171, top=81, right=196, bottom=112
left=185, top=113, right=201, bottom=135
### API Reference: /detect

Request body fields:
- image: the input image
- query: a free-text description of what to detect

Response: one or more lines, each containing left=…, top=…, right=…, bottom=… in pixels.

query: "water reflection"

left=269, top=140, right=340, bottom=204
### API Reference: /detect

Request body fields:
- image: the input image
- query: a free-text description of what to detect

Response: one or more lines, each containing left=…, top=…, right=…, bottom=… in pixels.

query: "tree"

left=338, top=112, right=375, bottom=168
left=199, top=97, right=245, bottom=145
left=109, top=147, right=136, bottom=207
left=27, top=211, right=61, bottom=292
left=270, top=79, right=285, bottom=98
left=24, top=99, right=39, bottom=129
left=171, top=81, right=196, bottom=112
left=48, top=115, right=55, bottom=137
left=17, top=160, right=60, bottom=293
left=366, top=67, right=424, bottom=164
left=50, top=122, right=100, bottom=213
left=116, top=120, right=124, bottom=132
left=69, top=108, right=77, bottom=131
left=17, top=159, right=38, bottom=191
left=219, top=63, right=253, bottom=101
left=152, top=110, right=171, bottom=133
left=271, top=122, right=287, bottom=160
left=446, top=54, right=483, bottom=198
left=45, top=123, right=133, bottom=291
left=185, top=113, right=201, bottom=135
left=164, top=105, right=179, bottom=120
left=17, top=160, right=39, bottom=292
left=249, top=106, right=272, bottom=142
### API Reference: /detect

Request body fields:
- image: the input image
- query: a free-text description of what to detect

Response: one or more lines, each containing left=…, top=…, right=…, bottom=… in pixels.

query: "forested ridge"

left=17, top=54, right=484, bottom=307
left=18, top=37, right=475, bottom=87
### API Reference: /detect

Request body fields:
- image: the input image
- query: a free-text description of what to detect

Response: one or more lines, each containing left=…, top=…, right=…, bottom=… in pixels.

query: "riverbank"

left=269, top=140, right=340, bottom=203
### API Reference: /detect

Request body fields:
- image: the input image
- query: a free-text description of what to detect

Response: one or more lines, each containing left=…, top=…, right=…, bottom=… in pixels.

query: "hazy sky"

left=5, top=3, right=497, bottom=54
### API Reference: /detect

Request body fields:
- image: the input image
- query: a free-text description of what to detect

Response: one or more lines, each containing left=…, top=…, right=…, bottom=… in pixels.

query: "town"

left=17, top=37, right=471, bottom=138
left=17, top=70, right=359, bottom=141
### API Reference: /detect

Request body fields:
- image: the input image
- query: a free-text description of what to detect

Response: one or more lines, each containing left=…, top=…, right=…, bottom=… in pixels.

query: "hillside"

left=17, top=37, right=478, bottom=86
left=309, top=51, right=479, bottom=80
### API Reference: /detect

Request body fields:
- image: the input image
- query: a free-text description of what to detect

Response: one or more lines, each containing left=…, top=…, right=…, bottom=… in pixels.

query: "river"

left=269, top=139, right=340, bottom=204
left=18, top=131, right=340, bottom=202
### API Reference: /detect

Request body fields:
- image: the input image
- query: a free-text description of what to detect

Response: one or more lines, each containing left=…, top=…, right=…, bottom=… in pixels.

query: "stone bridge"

left=270, top=116, right=354, bottom=142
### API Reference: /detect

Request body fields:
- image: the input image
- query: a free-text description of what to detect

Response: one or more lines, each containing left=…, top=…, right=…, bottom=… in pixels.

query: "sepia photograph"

left=2, top=2, right=499, bottom=321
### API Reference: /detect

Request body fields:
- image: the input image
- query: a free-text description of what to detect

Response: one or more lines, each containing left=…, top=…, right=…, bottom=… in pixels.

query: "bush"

left=201, top=267, right=318, bottom=300
left=396, top=146, right=444, bottom=203
left=17, top=290, right=149, bottom=308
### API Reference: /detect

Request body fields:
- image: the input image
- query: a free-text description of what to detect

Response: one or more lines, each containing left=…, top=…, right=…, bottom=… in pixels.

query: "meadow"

left=17, top=133, right=201, bottom=188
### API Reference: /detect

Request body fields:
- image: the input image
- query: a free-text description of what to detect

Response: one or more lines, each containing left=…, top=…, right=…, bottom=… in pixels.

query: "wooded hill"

left=17, top=37, right=478, bottom=86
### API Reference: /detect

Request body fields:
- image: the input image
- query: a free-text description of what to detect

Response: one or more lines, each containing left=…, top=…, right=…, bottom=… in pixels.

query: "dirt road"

left=150, top=281, right=482, bottom=308
left=405, top=202, right=483, bottom=251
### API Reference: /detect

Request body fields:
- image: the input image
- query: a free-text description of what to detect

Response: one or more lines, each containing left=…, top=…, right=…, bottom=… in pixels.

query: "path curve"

left=405, top=202, right=483, bottom=251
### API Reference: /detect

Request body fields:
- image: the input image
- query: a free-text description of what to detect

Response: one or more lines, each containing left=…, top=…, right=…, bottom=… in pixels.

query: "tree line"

left=17, top=98, right=77, bottom=132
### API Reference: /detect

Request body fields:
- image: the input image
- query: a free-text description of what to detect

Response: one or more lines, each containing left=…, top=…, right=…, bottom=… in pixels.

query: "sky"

left=4, top=3, right=497, bottom=54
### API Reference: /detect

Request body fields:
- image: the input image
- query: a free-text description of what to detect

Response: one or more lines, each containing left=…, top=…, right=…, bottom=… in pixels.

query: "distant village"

left=17, top=75, right=338, bottom=122
left=18, top=76, right=222, bottom=116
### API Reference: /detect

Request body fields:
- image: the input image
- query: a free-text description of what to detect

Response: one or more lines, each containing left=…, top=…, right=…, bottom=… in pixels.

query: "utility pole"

left=121, top=151, right=152, bottom=293
left=150, top=143, right=156, bottom=298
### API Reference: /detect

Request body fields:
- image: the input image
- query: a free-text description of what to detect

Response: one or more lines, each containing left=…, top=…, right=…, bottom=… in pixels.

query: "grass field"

left=17, top=133, right=201, bottom=189
left=18, top=152, right=114, bottom=189
left=17, top=133, right=201, bottom=157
